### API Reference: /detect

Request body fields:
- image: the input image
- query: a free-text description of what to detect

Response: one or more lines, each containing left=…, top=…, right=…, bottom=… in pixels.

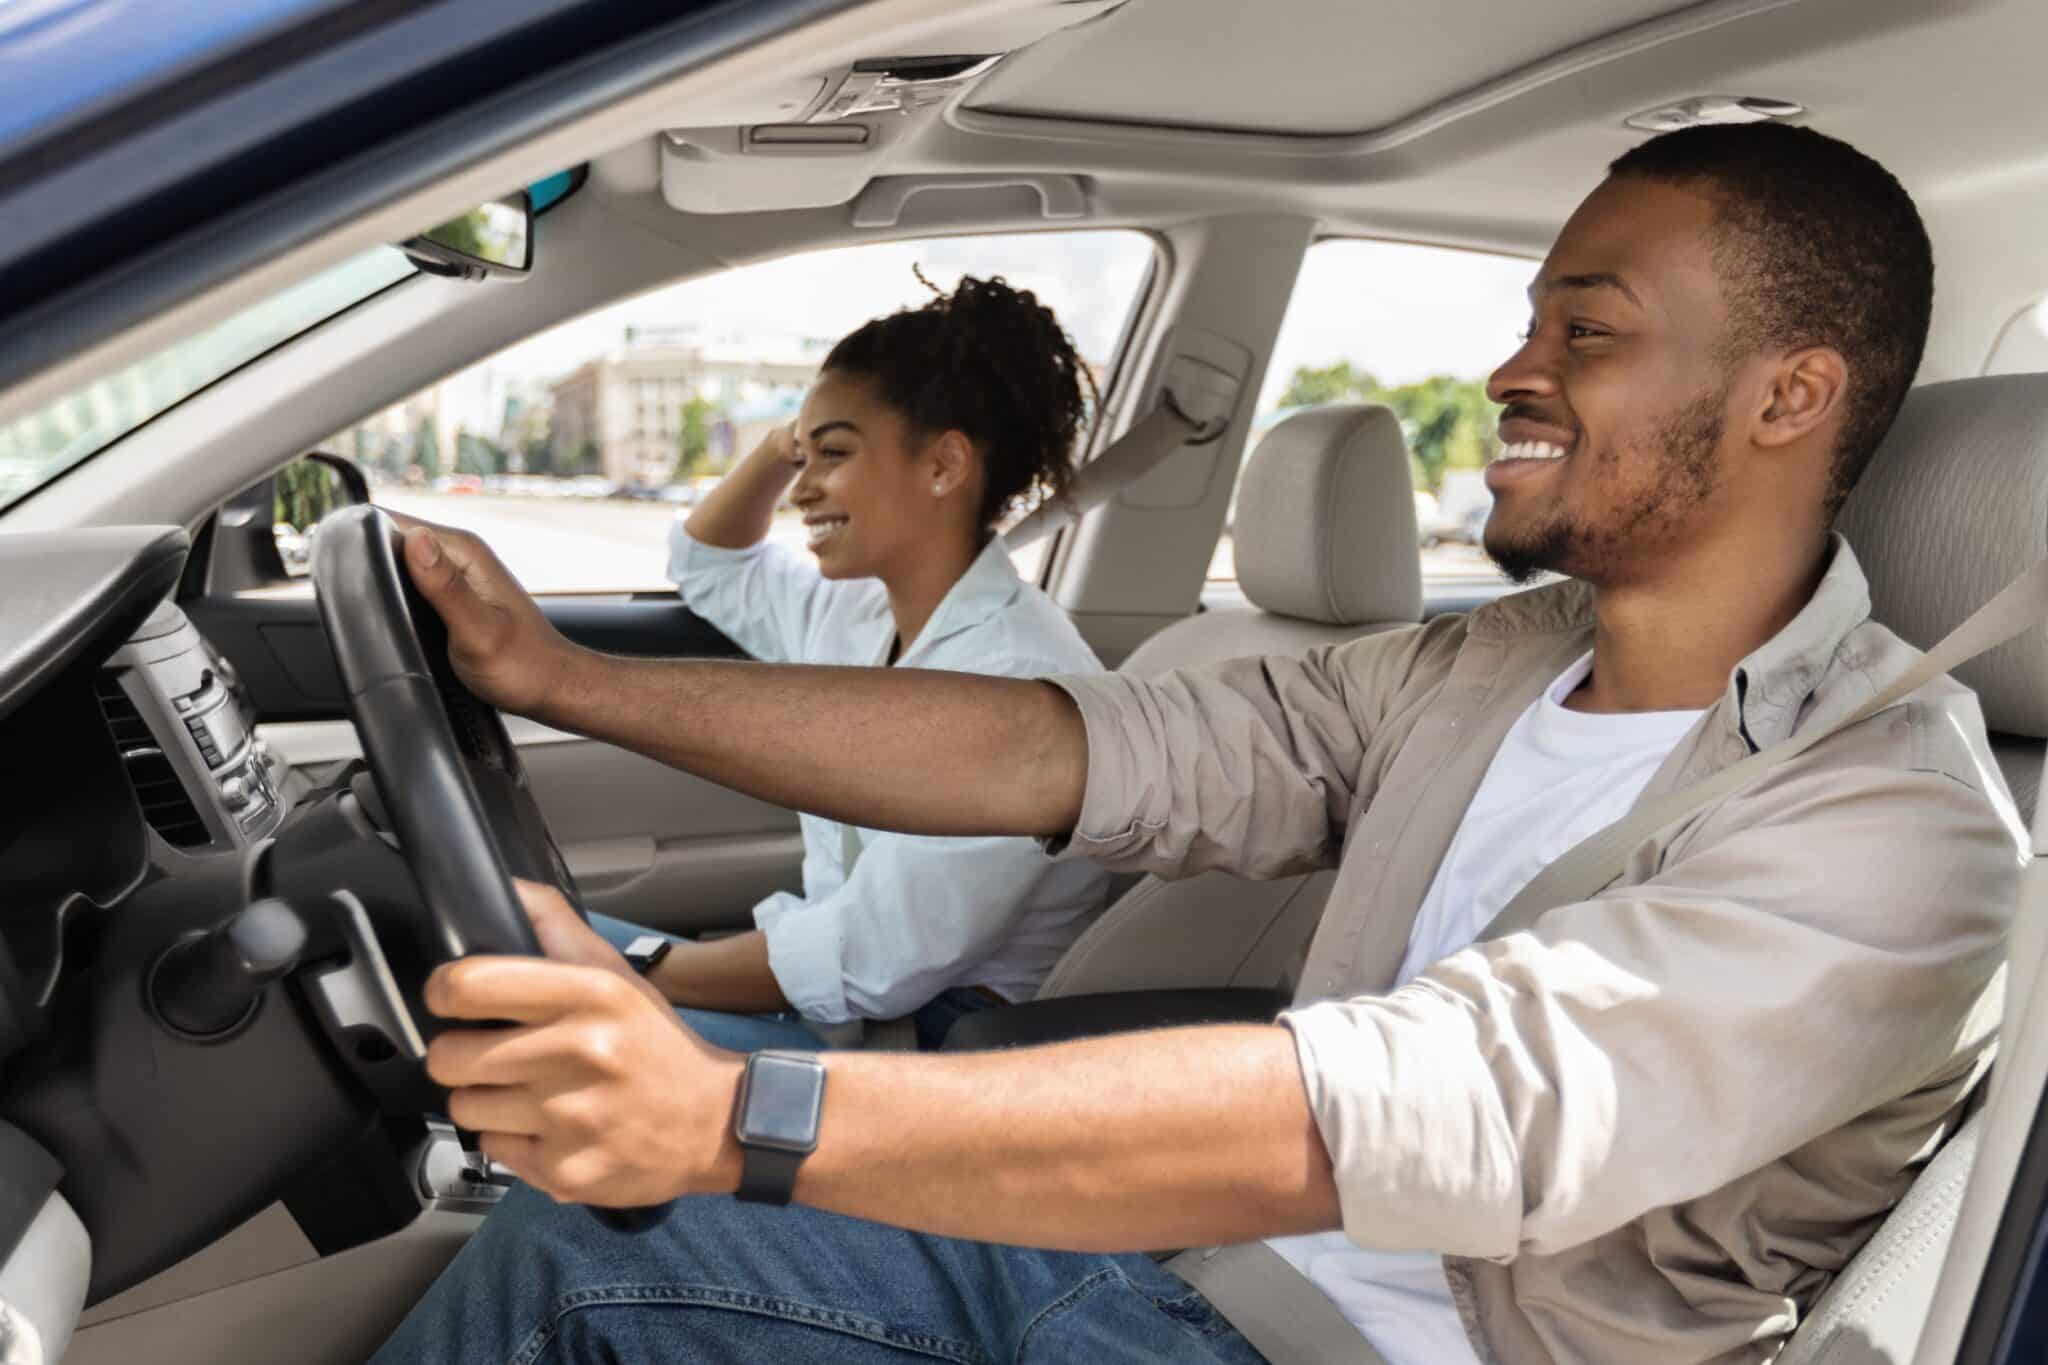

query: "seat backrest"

left=1776, top=374, right=2048, bottom=1362
left=1040, top=404, right=1420, bottom=998
left=1837, top=373, right=2048, bottom=827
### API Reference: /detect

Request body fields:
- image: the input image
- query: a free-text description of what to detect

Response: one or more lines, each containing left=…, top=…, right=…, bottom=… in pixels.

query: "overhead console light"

left=812, top=54, right=1004, bottom=121
left=1625, top=95, right=1805, bottom=133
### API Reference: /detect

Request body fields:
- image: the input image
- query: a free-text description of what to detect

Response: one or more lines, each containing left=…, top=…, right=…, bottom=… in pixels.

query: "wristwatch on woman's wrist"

left=621, top=934, right=672, bottom=975
left=731, top=1050, right=826, bottom=1204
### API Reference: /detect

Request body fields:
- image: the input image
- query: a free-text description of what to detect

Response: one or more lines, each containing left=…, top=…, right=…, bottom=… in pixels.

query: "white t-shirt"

left=1267, top=652, right=1704, bottom=1364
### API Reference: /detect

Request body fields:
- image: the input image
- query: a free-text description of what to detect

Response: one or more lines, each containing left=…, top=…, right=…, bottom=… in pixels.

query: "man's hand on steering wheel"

left=425, top=881, right=745, bottom=1207
left=398, top=519, right=581, bottom=718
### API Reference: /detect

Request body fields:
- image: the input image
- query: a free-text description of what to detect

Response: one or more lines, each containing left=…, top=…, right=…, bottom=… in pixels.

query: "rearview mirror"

left=401, top=191, right=532, bottom=279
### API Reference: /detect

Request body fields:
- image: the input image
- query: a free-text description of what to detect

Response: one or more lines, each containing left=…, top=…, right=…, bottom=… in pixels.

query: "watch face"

left=623, top=935, right=671, bottom=972
left=736, top=1052, right=825, bottom=1154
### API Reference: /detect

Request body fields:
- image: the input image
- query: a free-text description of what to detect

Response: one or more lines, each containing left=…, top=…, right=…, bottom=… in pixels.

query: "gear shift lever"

left=150, top=899, right=307, bottom=1038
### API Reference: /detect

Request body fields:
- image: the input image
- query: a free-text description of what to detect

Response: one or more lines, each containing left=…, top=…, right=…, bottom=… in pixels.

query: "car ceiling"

left=624, top=0, right=2046, bottom=379
left=967, top=0, right=1720, bottom=136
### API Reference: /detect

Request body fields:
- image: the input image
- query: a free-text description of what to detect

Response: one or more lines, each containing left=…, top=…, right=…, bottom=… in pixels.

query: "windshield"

left=0, top=246, right=414, bottom=512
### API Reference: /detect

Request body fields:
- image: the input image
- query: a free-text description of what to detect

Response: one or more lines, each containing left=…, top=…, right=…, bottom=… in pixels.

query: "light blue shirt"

left=668, top=524, right=1113, bottom=1024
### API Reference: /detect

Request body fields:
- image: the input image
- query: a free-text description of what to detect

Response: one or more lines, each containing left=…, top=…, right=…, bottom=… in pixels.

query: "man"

left=373, top=124, right=2015, bottom=1363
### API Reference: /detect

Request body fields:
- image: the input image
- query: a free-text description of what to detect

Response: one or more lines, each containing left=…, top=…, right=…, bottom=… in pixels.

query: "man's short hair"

left=1608, top=123, right=1933, bottom=517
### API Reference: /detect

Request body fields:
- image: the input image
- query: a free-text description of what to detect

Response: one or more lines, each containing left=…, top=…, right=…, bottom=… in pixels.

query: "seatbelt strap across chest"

left=1481, top=557, right=2048, bottom=942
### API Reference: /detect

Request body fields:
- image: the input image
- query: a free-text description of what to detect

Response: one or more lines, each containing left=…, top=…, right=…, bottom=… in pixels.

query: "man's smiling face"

left=1481, top=175, right=1743, bottom=586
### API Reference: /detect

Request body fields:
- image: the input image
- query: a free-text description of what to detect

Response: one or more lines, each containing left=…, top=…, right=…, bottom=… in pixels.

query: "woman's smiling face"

left=789, top=370, right=960, bottom=581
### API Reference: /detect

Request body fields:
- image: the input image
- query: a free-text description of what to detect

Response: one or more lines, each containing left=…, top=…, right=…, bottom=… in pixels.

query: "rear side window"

left=1207, top=238, right=1533, bottom=601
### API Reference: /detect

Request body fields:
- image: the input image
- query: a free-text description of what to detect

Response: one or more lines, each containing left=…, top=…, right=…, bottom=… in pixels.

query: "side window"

left=329, top=231, right=1154, bottom=593
left=1207, top=239, right=1533, bottom=600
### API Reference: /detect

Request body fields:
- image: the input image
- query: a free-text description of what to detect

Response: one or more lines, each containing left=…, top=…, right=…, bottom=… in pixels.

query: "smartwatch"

left=620, top=934, right=673, bottom=976
left=732, top=1050, right=826, bottom=1204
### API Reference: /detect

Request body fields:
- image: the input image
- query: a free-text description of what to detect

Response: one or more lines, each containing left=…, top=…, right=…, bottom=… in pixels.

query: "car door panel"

left=258, top=712, right=800, bottom=935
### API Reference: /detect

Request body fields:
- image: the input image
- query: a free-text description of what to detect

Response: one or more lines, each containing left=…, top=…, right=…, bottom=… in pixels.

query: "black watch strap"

left=735, top=1146, right=807, bottom=1205
left=731, top=1050, right=825, bottom=1206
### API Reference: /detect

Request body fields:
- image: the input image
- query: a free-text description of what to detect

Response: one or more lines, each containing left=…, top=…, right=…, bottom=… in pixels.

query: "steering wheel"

left=310, top=504, right=565, bottom=963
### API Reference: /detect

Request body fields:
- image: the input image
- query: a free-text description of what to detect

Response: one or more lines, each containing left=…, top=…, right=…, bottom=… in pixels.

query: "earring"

left=933, top=482, right=944, bottom=495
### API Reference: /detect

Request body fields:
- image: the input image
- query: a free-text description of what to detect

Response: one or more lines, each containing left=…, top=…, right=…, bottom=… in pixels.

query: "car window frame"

left=342, top=224, right=1165, bottom=600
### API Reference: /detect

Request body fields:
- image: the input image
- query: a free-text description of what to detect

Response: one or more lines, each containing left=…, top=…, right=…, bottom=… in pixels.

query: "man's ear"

left=926, top=429, right=975, bottom=498
left=1752, top=346, right=1849, bottom=451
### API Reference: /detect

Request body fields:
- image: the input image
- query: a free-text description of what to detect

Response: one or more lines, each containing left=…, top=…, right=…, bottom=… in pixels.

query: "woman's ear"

left=927, top=429, right=975, bottom=498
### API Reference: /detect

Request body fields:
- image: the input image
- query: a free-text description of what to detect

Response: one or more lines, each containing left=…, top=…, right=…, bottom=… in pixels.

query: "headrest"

left=1837, top=374, right=2048, bottom=738
left=1234, top=404, right=1423, bottom=626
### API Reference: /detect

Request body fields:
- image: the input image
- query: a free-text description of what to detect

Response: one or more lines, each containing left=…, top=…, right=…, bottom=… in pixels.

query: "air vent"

left=94, top=673, right=211, bottom=849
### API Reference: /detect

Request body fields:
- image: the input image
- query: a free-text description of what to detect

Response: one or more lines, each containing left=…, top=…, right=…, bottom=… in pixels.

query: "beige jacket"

left=1051, top=537, right=2019, bottom=1363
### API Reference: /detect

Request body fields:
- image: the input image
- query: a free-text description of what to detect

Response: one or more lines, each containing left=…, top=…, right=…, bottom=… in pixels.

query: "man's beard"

left=1484, top=385, right=1728, bottom=585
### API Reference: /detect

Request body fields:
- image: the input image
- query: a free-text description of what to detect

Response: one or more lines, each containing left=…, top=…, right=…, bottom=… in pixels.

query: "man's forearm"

left=768, top=1025, right=1341, bottom=1251
left=534, top=650, right=1090, bottom=839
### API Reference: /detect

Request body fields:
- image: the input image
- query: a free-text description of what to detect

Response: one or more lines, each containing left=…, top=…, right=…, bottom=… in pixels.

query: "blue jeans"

left=586, top=912, right=997, bottom=1053
left=373, top=1183, right=1268, bottom=1364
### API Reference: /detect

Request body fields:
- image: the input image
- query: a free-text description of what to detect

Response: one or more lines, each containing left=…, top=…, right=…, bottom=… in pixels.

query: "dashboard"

left=0, top=524, right=438, bottom=1324
left=1, top=535, right=289, bottom=1051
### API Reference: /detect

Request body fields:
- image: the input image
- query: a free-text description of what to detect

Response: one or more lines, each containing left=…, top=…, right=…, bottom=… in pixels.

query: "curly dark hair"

left=1608, top=123, right=1933, bottom=518
left=823, top=272, right=1095, bottom=534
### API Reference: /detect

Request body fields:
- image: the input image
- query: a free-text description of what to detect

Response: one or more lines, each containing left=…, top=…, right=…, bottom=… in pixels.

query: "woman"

left=590, top=274, right=1111, bottom=1053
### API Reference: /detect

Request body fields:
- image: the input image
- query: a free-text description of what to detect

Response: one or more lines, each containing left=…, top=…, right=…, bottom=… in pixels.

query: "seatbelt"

left=1166, top=1242, right=1392, bottom=1365
left=1481, top=556, right=2048, bottom=942
left=1005, top=397, right=1221, bottom=549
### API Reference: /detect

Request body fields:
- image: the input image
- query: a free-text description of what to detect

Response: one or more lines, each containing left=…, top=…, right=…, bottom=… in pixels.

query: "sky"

left=1258, top=238, right=1538, bottom=409
left=469, top=231, right=1541, bottom=415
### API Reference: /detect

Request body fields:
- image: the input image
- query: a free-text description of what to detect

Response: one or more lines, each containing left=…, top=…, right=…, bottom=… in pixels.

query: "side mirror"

left=401, top=191, right=532, bottom=279
left=210, top=453, right=371, bottom=592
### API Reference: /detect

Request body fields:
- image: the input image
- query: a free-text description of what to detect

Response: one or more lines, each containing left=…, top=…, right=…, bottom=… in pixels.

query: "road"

left=375, top=490, right=1513, bottom=596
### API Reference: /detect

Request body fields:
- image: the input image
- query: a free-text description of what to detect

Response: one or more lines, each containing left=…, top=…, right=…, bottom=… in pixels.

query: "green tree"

left=273, top=458, right=340, bottom=531
left=1279, top=361, right=1378, bottom=409
left=422, top=208, right=489, bottom=260
left=414, top=419, right=442, bottom=480
left=672, top=397, right=716, bottom=482
left=523, top=434, right=556, bottom=476
left=1276, top=363, right=1500, bottom=493
left=455, top=432, right=505, bottom=477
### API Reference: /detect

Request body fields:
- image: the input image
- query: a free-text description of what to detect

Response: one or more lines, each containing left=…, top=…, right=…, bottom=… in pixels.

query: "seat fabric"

left=1038, top=404, right=1420, bottom=1000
